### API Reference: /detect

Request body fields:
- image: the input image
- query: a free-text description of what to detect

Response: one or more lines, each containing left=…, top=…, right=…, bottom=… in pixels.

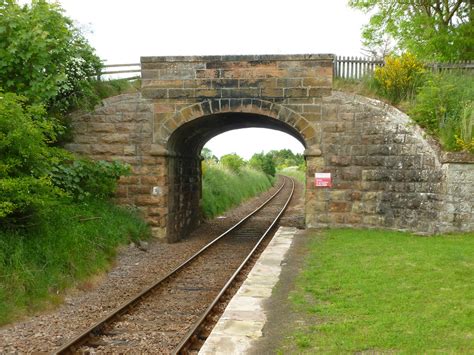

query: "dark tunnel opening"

left=166, top=112, right=307, bottom=242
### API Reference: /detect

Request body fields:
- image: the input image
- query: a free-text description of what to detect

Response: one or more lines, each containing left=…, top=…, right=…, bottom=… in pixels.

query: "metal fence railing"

left=97, top=63, right=141, bottom=80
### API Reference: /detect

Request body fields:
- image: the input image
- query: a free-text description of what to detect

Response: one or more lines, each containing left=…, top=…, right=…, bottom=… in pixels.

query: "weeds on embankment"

left=201, top=164, right=274, bottom=219
left=0, top=200, right=149, bottom=325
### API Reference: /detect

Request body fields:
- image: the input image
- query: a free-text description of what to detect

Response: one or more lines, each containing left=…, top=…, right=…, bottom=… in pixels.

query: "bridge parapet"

left=140, top=54, right=333, bottom=101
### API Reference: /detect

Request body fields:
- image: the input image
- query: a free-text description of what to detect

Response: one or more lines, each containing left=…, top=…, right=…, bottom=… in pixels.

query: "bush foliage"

left=0, top=0, right=102, bottom=114
left=410, top=72, right=474, bottom=152
left=249, top=152, right=276, bottom=177
left=0, top=92, right=61, bottom=220
left=373, top=53, right=426, bottom=104
left=0, top=91, right=129, bottom=224
left=220, top=153, right=245, bottom=173
left=0, top=1, right=146, bottom=325
left=50, top=159, right=130, bottom=201
left=0, top=1, right=130, bottom=226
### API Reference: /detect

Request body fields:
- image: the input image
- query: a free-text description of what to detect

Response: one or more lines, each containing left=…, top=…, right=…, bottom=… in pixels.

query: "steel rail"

left=173, top=176, right=295, bottom=354
left=54, top=177, right=289, bottom=354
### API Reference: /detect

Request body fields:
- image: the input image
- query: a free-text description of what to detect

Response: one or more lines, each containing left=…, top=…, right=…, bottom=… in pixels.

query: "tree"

left=349, top=0, right=473, bottom=61
left=201, top=147, right=218, bottom=162
left=0, top=0, right=102, bottom=114
left=220, top=153, right=245, bottom=173
left=267, top=149, right=304, bottom=169
left=249, top=152, right=276, bottom=177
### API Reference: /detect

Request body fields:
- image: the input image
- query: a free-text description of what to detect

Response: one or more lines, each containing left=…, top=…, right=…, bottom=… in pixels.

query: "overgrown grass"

left=334, top=76, right=380, bottom=99
left=92, top=78, right=140, bottom=100
left=201, top=164, right=273, bottom=219
left=0, top=199, right=150, bottom=325
left=278, top=166, right=306, bottom=184
left=283, top=229, right=474, bottom=353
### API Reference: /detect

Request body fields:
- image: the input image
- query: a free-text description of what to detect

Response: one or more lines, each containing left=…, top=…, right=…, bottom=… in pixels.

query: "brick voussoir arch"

left=162, top=98, right=313, bottom=144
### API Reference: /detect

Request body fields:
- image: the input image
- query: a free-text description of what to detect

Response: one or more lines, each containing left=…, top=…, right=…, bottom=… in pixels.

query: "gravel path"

left=0, top=177, right=304, bottom=353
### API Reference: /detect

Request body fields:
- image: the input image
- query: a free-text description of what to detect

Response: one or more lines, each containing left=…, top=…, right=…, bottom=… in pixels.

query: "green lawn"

left=283, top=229, right=474, bottom=353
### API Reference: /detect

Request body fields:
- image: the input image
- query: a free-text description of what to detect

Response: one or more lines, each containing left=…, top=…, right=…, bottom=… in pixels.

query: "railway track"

left=54, top=176, right=295, bottom=354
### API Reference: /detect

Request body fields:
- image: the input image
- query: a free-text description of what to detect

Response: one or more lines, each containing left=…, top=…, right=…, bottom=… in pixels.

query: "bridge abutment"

left=65, top=54, right=474, bottom=241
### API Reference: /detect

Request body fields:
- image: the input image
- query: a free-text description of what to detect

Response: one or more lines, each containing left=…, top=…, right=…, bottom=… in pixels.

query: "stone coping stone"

left=440, top=151, right=474, bottom=164
left=199, top=226, right=298, bottom=355
left=141, top=54, right=335, bottom=63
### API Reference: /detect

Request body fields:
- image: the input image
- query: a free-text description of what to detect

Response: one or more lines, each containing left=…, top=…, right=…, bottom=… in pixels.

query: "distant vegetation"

left=201, top=163, right=273, bottom=219
left=278, top=166, right=305, bottom=184
left=200, top=148, right=305, bottom=218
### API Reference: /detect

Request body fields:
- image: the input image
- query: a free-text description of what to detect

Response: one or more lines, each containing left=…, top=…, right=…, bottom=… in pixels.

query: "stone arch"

left=162, top=99, right=311, bottom=242
left=156, top=98, right=317, bottom=150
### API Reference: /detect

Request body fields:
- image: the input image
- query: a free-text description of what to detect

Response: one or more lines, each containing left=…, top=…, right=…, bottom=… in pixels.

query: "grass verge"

left=0, top=199, right=150, bottom=325
left=281, top=229, right=474, bottom=353
left=278, top=166, right=306, bottom=184
left=201, top=165, right=273, bottom=219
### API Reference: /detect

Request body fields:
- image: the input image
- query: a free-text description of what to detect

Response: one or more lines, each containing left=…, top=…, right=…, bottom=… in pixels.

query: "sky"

left=34, top=0, right=370, bottom=159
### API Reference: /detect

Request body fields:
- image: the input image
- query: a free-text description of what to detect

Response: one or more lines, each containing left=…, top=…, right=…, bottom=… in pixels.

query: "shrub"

left=410, top=72, right=474, bottom=151
left=249, top=152, right=276, bottom=176
left=50, top=158, right=130, bottom=201
left=374, top=53, right=426, bottom=104
left=0, top=91, right=129, bottom=223
left=0, top=0, right=102, bottom=114
left=220, top=153, right=245, bottom=173
left=0, top=92, right=61, bottom=221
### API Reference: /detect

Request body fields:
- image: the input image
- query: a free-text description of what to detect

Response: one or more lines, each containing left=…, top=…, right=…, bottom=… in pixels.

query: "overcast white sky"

left=42, top=0, right=369, bottom=159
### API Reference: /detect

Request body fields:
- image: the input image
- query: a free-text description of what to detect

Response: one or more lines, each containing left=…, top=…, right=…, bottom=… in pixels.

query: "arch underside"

left=167, top=112, right=307, bottom=157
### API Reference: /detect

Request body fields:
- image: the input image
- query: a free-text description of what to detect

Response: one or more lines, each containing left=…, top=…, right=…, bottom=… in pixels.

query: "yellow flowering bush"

left=374, top=53, right=426, bottom=104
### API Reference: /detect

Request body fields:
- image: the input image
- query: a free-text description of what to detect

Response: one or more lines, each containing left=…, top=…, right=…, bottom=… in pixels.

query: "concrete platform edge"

left=199, top=226, right=298, bottom=355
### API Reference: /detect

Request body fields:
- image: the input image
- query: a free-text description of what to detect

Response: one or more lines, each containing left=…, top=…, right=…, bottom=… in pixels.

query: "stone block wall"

left=440, top=154, right=474, bottom=232
left=65, top=54, right=474, bottom=241
left=305, top=92, right=445, bottom=234
left=65, top=94, right=169, bottom=239
left=141, top=54, right=333, bottom=105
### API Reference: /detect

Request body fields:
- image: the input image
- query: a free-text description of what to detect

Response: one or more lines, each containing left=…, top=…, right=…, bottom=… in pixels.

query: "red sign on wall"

left=315, top=173, right=332, bottom=188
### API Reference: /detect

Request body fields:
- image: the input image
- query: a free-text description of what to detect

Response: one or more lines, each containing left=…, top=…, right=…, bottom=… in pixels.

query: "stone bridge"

left=66, top=54, right=474, bottom=241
